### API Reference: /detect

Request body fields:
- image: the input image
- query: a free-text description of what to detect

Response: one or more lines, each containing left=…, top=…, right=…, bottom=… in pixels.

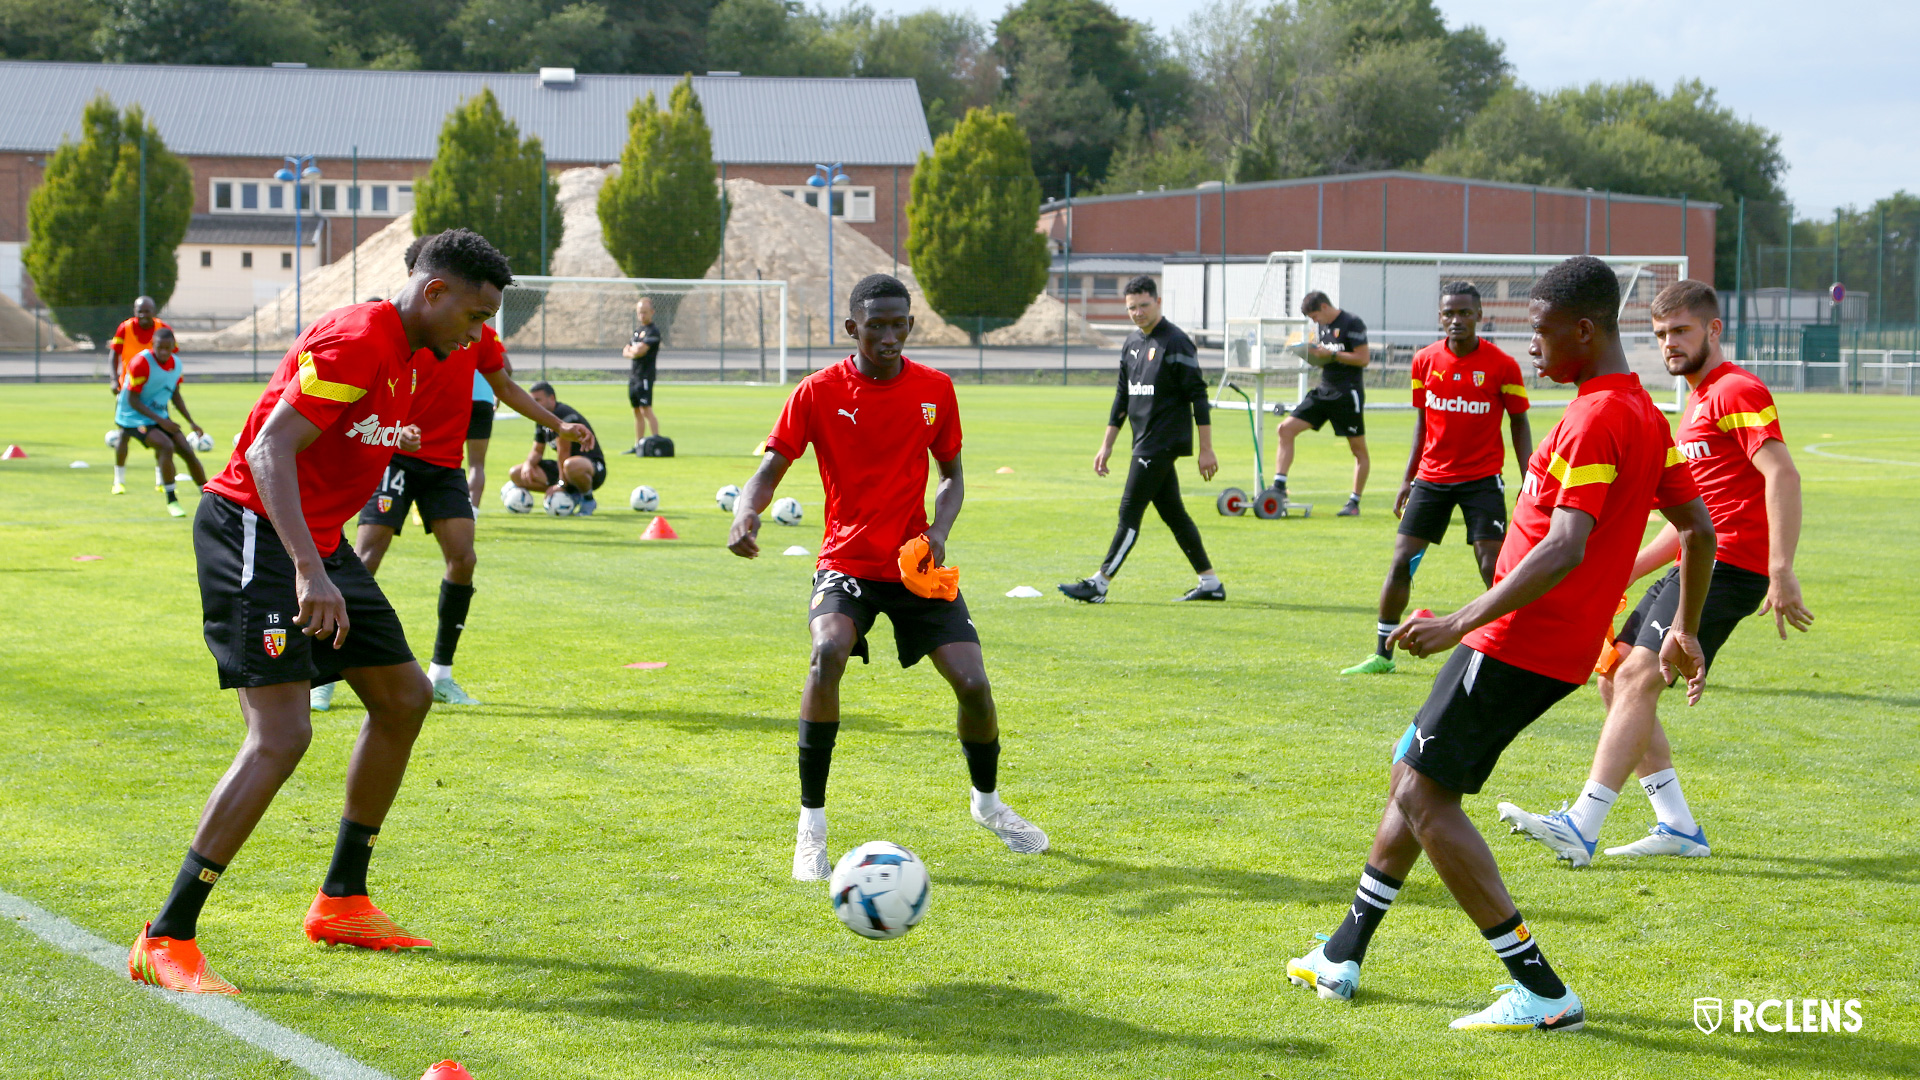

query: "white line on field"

left=1804, top=441, right=1920, bottom=466
left=0, top=886, right=397, bottom=1080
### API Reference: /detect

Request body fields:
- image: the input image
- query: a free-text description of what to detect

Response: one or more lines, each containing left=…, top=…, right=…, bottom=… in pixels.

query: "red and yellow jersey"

left=766, top=356, right=962, bottom=581
left=111, top=318, right=170, bottom=374
left=205, top=302, right=426, bottom=557
left=406, top=324, right=507, bottom=467
left=1676, top=362, right=1782, bottom=576
left=1464, top=372, right=1699, bottom=685
left=1410, top=339, right=1528, bottom=483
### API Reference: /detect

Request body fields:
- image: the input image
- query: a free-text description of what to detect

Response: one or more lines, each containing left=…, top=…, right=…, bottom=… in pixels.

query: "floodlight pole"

left=276, top=154, right=321, bottom=335
left=137, top=132, right=147, bottom=298
left=810, top=163, right=848, bottom=359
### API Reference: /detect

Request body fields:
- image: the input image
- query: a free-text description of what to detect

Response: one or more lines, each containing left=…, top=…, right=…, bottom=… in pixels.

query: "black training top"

left=1108, top=318, right=1211, bottom=457
left=629, top=323, right=661, bottom=378
left=1312, top=309, right=1370, bottom=395
left=535, top=402, right=605, bottom=465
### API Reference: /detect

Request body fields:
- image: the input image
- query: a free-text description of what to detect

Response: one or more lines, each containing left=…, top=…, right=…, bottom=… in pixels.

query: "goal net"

left=496, top=275, right=790, bottom=382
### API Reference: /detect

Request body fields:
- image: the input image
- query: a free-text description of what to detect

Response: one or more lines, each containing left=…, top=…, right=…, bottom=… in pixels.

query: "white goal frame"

left=499, top=274, right=791, bottom=383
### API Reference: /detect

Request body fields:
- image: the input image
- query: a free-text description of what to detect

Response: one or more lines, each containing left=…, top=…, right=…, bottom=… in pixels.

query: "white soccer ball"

left=716, top=484, right=741, bottom=512
left=771, top=496, right=803, bottom=526
left=829, top=841, right=930, bottom=940
left=499, top=481, right=534, bottom=514
left=544, top=489, right=577, bottom=517
left=189, top=430, right=214, bottom=453
left=629, top=484, right=659, bottom=512
left=104, top=428, right=122, bottom=448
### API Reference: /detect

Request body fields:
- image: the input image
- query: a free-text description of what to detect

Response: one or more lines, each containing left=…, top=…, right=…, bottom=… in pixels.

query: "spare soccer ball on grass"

left=829, top=841, right=929, bottom=940
left=544, top=489, right=577, bottom=517
left=771, top=497, right=803, bottom=526
left=629, top=485, right=659, bottom=512
left=189, top=430, right=215, bottom=453
left=716, top=484, right=741, bottom=512
left=104, top=428, right=121, bottom=449
left=499, top=481, right=534, bottom=514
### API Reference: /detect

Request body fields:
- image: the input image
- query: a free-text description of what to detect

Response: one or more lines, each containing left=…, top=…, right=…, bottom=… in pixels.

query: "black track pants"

left=1100, top=453, right=1212, bottom=577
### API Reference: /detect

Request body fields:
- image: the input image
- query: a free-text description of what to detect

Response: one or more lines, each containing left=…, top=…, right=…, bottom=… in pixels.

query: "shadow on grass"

left=254, top=954, right=1323, bottom=1061
left=1636, top=849, right=1920, bottom=887
left=479, top=702, right=918, bottom=737
left=1586, top=1004, right=1920, bottom=1076
left=1712, top=683, right=1920, bottom=710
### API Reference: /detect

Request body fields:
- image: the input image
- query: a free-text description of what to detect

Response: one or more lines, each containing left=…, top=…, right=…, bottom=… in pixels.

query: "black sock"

left=165, top=487, right=179, bottom=503
left=1484, top=911, right=1567, bottom=998
left=960, top=737, right=1000, bottom=793
left=1376, top=621, right=1397, bottom=659
left=433, top=581, right=475, bottom=667
left=149, top=849, right=226, bottom=940
left=1323, top=864, right=1401, bottom=964
left=797, top=719, right=839, bottom=809
left=321, top=819, right=380, bottom=898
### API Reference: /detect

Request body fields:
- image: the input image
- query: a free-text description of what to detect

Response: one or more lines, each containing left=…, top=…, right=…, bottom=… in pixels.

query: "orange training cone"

left=421, top=1062, right=474, bottom=1080
left=2, top=445, right=25, bottom=459
left=642, top=516, right=678, bottom=540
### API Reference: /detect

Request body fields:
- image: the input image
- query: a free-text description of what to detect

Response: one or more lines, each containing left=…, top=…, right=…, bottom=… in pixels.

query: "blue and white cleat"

left=1286, top=934, right=1359, bottom=1002
left=1496, top=800, right=1596, bottom=868
left=1450, top=983, right=1584, bottom=1032
left=1604, top=822, right=1710, bottom=858
left=309, top=682, right=335, bottom=712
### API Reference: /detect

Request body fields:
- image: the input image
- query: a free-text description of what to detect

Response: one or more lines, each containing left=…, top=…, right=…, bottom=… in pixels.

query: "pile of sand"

left=0, top=291, right=73, bottom=350
left=176, top=214, right=420, bottom=351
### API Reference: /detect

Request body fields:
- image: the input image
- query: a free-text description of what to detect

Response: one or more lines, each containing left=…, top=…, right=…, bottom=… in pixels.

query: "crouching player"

left=728, top=274, right=1049, bottom=881
left=112, top=325, right=209, bottom=515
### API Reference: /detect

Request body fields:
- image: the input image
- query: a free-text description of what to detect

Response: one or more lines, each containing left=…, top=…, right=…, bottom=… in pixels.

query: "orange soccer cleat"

left=421, top=1061, right=475, bottom=1080
left=128, top=924, right=240, bottom=994
left=303, top=892, right=434, bottom=950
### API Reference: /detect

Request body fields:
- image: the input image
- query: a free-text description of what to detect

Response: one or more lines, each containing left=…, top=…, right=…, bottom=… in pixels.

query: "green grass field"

left=0, top=380, right=1915, bottom=1080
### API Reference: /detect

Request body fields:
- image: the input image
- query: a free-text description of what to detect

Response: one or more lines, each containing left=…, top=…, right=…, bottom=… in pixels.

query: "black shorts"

left=194, top=494, right=414, bottom=690
left=467, top=400, right=494, bottom=441
left=1399, top=476, right=1508, bottom=545
left=357, top=454, right=475, bottom=535
left=808, top=570, right=979, bottom=668
left=1291, top=386, right=1365, bottom=437
left=627, top=370, right=655, bottom=409
left=1394, top=646, right=1580, bottom=795
left=119, top=423, right=175, bottom=446
left=538, top=457, right=608, bottom=491
left=1616, top=562, right=1769, bottom=674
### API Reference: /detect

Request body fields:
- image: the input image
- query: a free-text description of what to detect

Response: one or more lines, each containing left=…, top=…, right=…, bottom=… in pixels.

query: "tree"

left=996, top=0, right=1189, bottom=127
left=704, top=0, right=848, bottom=77
left=413, top=87, right=562, bottom=284
left=1101, top=107, right=1219, bottom=194
left=0, top=0, right=105, bottom=61
left=24, top=95, right=193, bottom=348
left=1001, top=25, right=1123, bottom=200
left=598, top=75, right=724, bottom=284
left=907, top=107, right=1051, bottom=343
left=448, top=0, right=629, bottom=73
left=94, top=0, right=329, bottom=65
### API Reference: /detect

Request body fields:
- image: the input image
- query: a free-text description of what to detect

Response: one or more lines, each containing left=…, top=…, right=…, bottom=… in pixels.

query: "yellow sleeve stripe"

left=1410, top=378, right=1423, bottom=389
left=1716, top=405, right=1777, bottom=432
left=1547, top=452, right=1617, bottom=488
left=295, top=350, right=367, bottom=404
left=1501, top=383, right=1529, bottom=398
left=1666, top=445, right=1686, bottom=466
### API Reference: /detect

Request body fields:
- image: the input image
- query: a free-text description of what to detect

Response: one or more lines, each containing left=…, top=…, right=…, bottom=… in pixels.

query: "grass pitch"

left=0, top=380, right=1915, bottom=1080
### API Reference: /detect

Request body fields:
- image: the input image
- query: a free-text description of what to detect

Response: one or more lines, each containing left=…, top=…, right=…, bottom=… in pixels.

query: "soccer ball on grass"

left=716, top=484, right=741, bottom=512
left=829, top=841, right=929, bottom=940
left=629, top=485, right=659, bottom=512
left=103, top=428, right=121, bottom=448
left=499, top=481, right=534, bottom=514
left=189, top=431, right=215, bottom=453
left=771, top=497, right=803, bottom=526
left=544, top=490, right=577, bottom=517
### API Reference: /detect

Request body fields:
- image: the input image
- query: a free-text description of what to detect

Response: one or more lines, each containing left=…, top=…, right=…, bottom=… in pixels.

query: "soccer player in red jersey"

left=1499, top=279, right=1813, bottom=864
left=728, top=274, right=1049, bottom=882
left=1343, top=283, right=1532, bottom=674
left=336, top=237, right=591, bottom=711
left=1283, top=257, right=1717, bottom=1031
left=127, top=230, right=513, bottom=995
left=108, top=295, right=168, bottom=393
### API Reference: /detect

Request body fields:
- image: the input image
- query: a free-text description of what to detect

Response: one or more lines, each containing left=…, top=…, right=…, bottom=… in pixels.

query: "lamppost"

left=274, top=154, right=322, bottom=334
left=808, top=163, right=849, bottom=348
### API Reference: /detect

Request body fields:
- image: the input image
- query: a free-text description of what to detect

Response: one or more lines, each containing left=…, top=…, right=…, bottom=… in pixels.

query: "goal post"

left=496, top=274, right=790, bottom=383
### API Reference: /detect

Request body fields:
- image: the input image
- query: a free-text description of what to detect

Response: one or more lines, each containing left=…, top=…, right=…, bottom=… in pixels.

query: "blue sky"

left=870, top=0, right=1917, bottom=215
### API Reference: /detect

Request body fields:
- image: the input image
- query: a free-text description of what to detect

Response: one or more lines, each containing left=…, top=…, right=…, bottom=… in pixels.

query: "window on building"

left=775, top=185, right=877, bottom=223
left=319, top=184, right=337, bottom=212
left=281, top=252, right=292, bottom=269
left=268, top=185, right=284, bottom=210
left=200, top=250, right=212, bottom=267
left=347, top=185, right=360, bottom=211
left=295, top=184, right=312, bottom=211
left=395, top=185, right=413, bottom=213
left=214, top=182, right=232, bottom=210
left=1093, top=276, right=1119, bottom=298
left=371, top=185, right=389, bottom=213
left=241, top=183, right=258, bottom=210
left=242, top=251, right=253, bottom=268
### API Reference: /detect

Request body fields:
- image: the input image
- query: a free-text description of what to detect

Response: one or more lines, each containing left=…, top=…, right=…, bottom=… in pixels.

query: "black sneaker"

left=1058, top=579, right=1107, bottom=604
left=619, top=442, right=640, bottom=455
left=1173, top=583, right=1225, bottom=602
left=1336, top=498, right=1361, bottom=517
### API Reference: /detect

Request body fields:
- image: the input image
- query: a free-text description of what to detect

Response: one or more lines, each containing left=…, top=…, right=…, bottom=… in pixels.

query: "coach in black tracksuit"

left=1059, top=275, right=1224, bottom=605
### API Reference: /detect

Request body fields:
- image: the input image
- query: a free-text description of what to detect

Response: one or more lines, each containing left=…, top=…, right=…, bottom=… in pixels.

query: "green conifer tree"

left=598, top=76, right=724, bottom=282
left=413, top=88, right=560, bottom=280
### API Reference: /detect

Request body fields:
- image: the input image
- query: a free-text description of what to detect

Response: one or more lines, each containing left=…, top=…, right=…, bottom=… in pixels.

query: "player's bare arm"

left=1626, top=524, right=1684, bottom=584
left=1093, top=425, right=1120, bottom=476
left=485, top=370, right=594, bottom=450
left=169, top=387, right=205, bottom=440
left=1509, top=413, right=1532, bottom=479
left=1752, top=439, right=1813, bottom=636
left=248, top=401, right=348, bottom=648
left=1395, top=412, right=1425, bottom=518
left=1655, top=495, right=1716, bottom=703
left=1391, top=505, right=1595, bottom=657
left=729, top=451, right=793, bottom=558
left=1195, top=425, right=1218, bottom=481
left=925, top=454, right=964, bottom=567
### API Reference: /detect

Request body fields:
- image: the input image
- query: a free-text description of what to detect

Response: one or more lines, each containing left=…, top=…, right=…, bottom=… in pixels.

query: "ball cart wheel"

left=1253, top=488, right=1285, bottom=519
left=1216, top=487, right=1249, bottom=516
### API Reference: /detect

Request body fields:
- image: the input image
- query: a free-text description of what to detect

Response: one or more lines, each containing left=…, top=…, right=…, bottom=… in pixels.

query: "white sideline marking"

left=1804, top=440, right=1920, bottom=467
left=0, top=887, right=397, bottom=1080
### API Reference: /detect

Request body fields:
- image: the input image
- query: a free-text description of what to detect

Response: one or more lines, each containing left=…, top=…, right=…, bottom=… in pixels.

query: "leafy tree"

left=94, top=0, right=329, bottom=65
left=598, top=75, right=724, bottom=286
left=24, top=95, right=193, bottom=348
left=0, top=0, right=105, bottom=61
left=850, top=9, right=997, bottom=139
left=449, top=0, right=629, bottom=73
left=1101, top=107, right=1219, bottom=194
left=1001, top=26, right=1123, bottom=200
left=906, top=107, right=1051, bottom=342
left=996, top=0, right=1188, bottom=127
left=413, top=88, right=562, bottom=282
left=705, top=0, right=848, bottom=76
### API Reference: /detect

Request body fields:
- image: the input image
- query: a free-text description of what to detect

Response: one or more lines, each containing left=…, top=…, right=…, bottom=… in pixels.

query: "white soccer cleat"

left=1496, top=801, right=1596, bottom=868
left=1286, top=936, right=1359, bottom=1002
left=431, top=677, right=481, bottom=706
left=1450, top=983, right=1585, bottom=1032
left=973, top=803, right=1049, bottom=854
left=1604, top=822, right=1711, bottom=858
left=792, top=827, right=830, bottom=882
left=309, top=683, right=335, bottom=712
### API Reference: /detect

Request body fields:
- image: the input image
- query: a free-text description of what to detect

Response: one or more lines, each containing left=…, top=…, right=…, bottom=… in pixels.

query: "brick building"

left=0, top=62, right=930, bottom=318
